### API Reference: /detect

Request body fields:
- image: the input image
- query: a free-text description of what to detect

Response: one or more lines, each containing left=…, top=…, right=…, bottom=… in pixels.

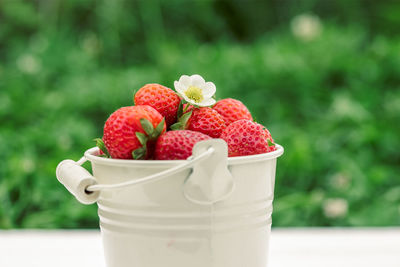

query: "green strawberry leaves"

left=176, top=99, right=184, bottom=119
left=132, top=118, right=165, bottom=159
left=133, top=146, right=147, bottom=159
left=267, top=138, right=275, bottom=147
left=94, top=138, right=110, bottom=158
left=135, top=132, right=147, bottom=146
left=140, top=118, right=154, bottom=136
left=171, top=101, right=193, bottom=130
left=153, top=118, right=165, bottom=139
left=140, top=118, right=165, bottom=140
left=133, top=131, right=147, bottom=159
left=170, top=123, right=181, bottom=130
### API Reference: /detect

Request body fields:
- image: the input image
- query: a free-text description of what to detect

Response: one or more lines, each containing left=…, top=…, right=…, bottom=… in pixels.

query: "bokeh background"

left=1, top=0, right=399, bottom=229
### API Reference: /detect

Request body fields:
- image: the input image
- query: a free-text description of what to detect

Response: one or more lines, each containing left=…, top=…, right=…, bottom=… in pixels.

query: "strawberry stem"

left=183, top=104, right=190, bottom=113
left=177, top=100, right=184, bottom=118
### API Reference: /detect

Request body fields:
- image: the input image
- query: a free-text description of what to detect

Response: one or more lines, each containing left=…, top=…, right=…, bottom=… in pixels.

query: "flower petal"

left=190, top=74, right=206, bottom=87
left=179, top=75, right=191, bottom=87
left=174, top=81, right=186, bottom=94
left=197, top=98, right=216, bottom=107
left=201, top=82, right=216, bottom=98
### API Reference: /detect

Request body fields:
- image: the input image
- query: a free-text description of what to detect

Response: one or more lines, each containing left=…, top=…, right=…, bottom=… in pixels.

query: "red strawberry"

left=155, top=130, right=211, bottom=160
left=220, top=119, right=276, bottom=157
left=213, top=98, right=252, bottom=126
left=134, top=84, right=180, bottom=126
left=186, top=107, right=226, bottom=138
left=102, top=105, right=166, bottom=159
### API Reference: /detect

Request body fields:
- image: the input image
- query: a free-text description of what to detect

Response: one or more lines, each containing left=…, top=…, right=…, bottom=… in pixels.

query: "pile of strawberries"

left=96, top=78, right=276, bottom=160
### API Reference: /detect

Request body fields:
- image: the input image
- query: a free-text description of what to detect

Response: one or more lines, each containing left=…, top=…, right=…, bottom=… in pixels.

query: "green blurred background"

left=1, top=0, right=399, bottom=229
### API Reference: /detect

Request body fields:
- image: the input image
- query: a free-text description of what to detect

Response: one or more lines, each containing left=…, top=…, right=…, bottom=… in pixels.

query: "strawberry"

left=171, top=104, right=225, bottom=138
left=213, top=98, right=252, bottom=126
left=155, top=130, right=211, bottom=160
left=134, top=84, right=180, bottom=126
left=186, top=107, right=226, bottom=138
left=100, top=105, right=166, bottom=159
left=220, top=119, right=276, bottom=157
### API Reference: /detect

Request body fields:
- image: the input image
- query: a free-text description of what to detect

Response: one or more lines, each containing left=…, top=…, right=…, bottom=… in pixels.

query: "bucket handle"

left=56, top=146, right=215, bottom=204
left=86, top=147, right=214, bottom=191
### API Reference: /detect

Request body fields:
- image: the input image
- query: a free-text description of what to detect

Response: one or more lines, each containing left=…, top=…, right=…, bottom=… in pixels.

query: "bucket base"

left=101, top=224, right=271, bottom=267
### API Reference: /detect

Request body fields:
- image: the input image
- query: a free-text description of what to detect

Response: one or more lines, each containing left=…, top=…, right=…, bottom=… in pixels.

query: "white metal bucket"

left=56, top=139, right=284, bottom=267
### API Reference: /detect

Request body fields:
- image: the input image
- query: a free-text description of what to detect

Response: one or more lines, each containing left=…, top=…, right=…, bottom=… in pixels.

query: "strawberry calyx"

left=133, top=132, right=148, bottom=159
left=267, top=138, right=275, bottom=147
left=132, top=118, right=165, bottom=159
left=170, top=111, right=192, bottom=130
left=170, top=100, right=194, bottom=130
left=94, top=138, right=110, bottom=158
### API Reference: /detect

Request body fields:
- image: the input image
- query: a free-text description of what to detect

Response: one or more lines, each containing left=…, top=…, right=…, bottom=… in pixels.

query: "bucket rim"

left=84, top=144, right=284, bottom=167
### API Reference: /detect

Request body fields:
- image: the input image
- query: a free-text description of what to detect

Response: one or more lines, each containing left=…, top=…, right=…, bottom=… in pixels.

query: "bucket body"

left=85, top=145, right=283, bottom=267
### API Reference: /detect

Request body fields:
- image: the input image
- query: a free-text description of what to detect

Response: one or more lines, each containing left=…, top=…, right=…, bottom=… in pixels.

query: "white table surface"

left=0, top=228, right=399, bottom=267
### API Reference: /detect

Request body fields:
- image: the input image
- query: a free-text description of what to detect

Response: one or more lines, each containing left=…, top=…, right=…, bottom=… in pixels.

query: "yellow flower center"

left=184, top=86, right=204, bottom=103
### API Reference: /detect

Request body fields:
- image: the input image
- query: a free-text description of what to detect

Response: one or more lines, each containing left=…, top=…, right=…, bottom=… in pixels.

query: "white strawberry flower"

left=174, top=74, right=216, bottom=107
